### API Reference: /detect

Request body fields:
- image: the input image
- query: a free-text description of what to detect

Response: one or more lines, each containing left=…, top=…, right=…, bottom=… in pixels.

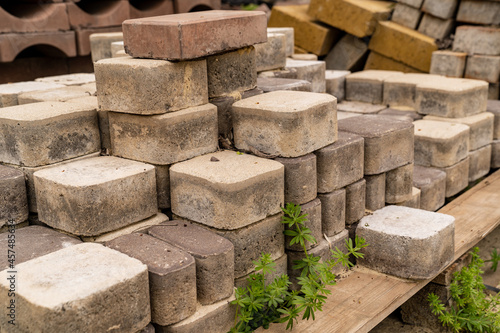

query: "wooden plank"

left=259, top=169, right=500, bottom=333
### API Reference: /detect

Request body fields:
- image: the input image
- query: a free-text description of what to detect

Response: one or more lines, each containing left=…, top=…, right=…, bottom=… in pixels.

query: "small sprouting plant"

left=229, top=203, right=368, bottom=332
left=486, top=248, right=500, bottom=272
left=428, top=247, right=500, bottom=333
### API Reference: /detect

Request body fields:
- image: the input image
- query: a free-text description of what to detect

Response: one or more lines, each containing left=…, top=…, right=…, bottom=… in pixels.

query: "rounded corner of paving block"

left=356, top=205, right=455, bottom=280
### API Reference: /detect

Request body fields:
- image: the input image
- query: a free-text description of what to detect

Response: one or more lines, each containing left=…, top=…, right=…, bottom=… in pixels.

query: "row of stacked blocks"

left=0, top=9, right=496, bottom=332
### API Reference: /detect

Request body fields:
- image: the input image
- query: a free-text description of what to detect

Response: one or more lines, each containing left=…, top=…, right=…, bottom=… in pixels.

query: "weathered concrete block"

left=0, top=243, right=150, bottom=333
left=291, top=53, right=318, bottom=61
left=413, top=165, right=446, bottom=211
left=488, top=100, right=500, bottom=140
left=324, top=34, right=368, bottom=71
left=315, top=131, right=364, bottom=192
left=386, top=163, right=413, bottom=204
left=337, top=111, right=363, bottom=120
left=399, top=0, right=424, bottom=8
left=365, top=173, right=386, bottom=211
left=255, top=33, right=287, bottom=72
left=268, top=27, right=294, bottom=57
left=275, top=154, right=317, bottom=205
left=257, top=77, right=311, bottom=92
left=414, top=120, right=470, bottom=168
left=490, top=83, right=500, bottom=100
left=17, top=85, right=95, bottom=104
left=430, top=50, right=467, bottom=78
left=35, top=156, right=157, bottom=236
left=493, top=140, right=500, bottom=168
left=35, top=73, right=96, bottom=86
left=395, top=187, right=421, bottom=209
left=392, top=3, right=422, bottom=29
left=465, top=55, right=500, bottom=84
left=421, top=0, right=458, bottom=19
left=318, top=189, right=346, bottom=236
left=453, top=26, right=500, bottom=56
left=325, top=70, right=350, bottom=102
left=383, top=73, right=443, bottom=109
left=285, top=58, right=326, bottom=93
left=148, top=221, right=234, bottom=305
left=338, top=115, right=414, bottom=175
left=364, top=51, right=424, bottom=73
left=0, top=165, right=28, bottom=227
left=457, top=0, right=500, bottom=25
left=0, top=81, right=65, bottom=107
left=106, top=233, right=196, bottom=326
left=346, top=70, right=403, bottom=104
left=468, top=144, right=492, bottom=182
left=438, top=157, right=470, bottom=197
left=95, top=57, right=208, bottom=115
left=232, top=91, right=337, bottom=157
left=346, top=179, right=366, bottom=224
left=109, top=104, right=218, bottom=165
left=418, top=14, right=454, bottom=40
left=235, top=254, right=287, bottom=289
left=337, top=101, right=387, bottom=114
left=89, top=32, right=123, bottom=62
left=0, top=101, right=100, bottom=167
left=285, top=198, right=322, bottom=251
left=170, top=150, right=284, bottom=230
left=154, top=164, right=170, bottom=209
left=357, top=205, right=455, bottom=279
left=123, top=11, right=267, bottom=60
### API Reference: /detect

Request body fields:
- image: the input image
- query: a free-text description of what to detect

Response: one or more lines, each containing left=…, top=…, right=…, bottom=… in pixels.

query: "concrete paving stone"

left=0, top=3, right=69, bottom=33
left=89, top=32, right=123, bottom=62
left=257, top=77, right=311, bottom=92
left=233, top=91, right=336, bottom=157
left=95, top=57, right=208, bottom=115
left=337, top=101, right=387, bottom=114
left=386, top=163, right=413, bottom=204
left=275, top=154, right=317, bottom=205
left=325, top=70, right=350, bottom=102
left=129, top=0, right=174, bottom=19
left=357, top=205, right=455, bottom=279
left=399, top=0, right=424, bottom=9
left=424, top=112, right=494, bottom=151
left=364, top=51, right=424, bottom=74
left=291, top=53, right=319, bottom=61
left=382, top=73, right=444, bottom=109
left=453, top=26, right=500, bottom=56
left=123, top=11, right=266, bottom=60
left=173, top=0, right=221, bottom=13
left=369, top=21, right=438, bottom=72
left=392, top=3, right=422, bottom=29
left=106, top=233, right=196, bottom=325
left=413, top=165, right=446, bottom=211
left=35, top=73, right=95, bottom=86
left=255, top=33, right=287, bottom=72
left=378, top=107, right=423, bottom=121
left=148, top=220, right=234, bottom=305
left=324, top=34, right=368, bottom=71
left=0, top=81, right=65, bottom=107
left=414, top=119, right=469, bottom=168
left=438, top=156, right=470, bottom=197
left=0, top=101, right=100, bottom=167
left=113, top=49, right=128, bottom=58
left=318, top=188, right=346, bottom=236
left=456, top=0, right=500, bottom=25
left=490, top=83, right=500, bottom=100
left=338, top=115, right=414, bottom=175
left=346, top=179, right=366, bottom=225
left=421, top=0, right=458, bottom=19
left=35, top=156, right=157, bottom=236
left=492, top=140, right=500, bottom=168
left=315, top=131, right=364, bottom=192
left=418, top=13, right=454, bottom=40
left=285, top=198, right=322, bottom=251
left=285, top=58, right=326, bottom=93
left=487, top=100, right=500, bottom=139
left=109, top=104, right=217, bottom=165
left=0, top=243, right=150, bottom=333
left=257, top=68, right=298, bottom=80
left=465, top=55, right=500, bottom=83
left=430, top=50, right=467, bottom=78
left=395, top=187, right=421, bottom=209
left=308, top=0, right=393, bottom=38
left=337, top=111, right=363, bottom=120
left=415, top=78, right=488, bottom=118
left=154, top=165, right=170, bottom=209
left=365, top=173, right=386, bottom=211
left=468, top=144, right=492, bottom=182
left=66, top=1, right=130, bottom=29
left=111, top=41, right=125, bottom=58
left=235, top=254, right=287, bottom=289
left=268, top=27, right=294, bottom=56
left=0, top=165, right=28, bottom=227
left=17, top=85, right=95, bottom=104
left=170, top=150, right=284, bottom=230
left=268, top=5, right=341, bottom=56
left=346, top=70, right=403, bottom=104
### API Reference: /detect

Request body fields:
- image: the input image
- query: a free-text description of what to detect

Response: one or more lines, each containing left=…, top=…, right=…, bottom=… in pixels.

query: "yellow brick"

left=368, top=21, right=438, bottom=72
left=364, top=51, right=424, bottom=73
left=294, top=45, right=308, bottom=54
left=268, top=5, right=341, bottom=56
left=308, top=0, right=394, bottom=38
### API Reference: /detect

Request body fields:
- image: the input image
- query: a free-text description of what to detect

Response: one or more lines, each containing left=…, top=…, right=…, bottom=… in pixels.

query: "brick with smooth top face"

left=170, top=150, right=284, bottom=230
left=318, top=189, right=346, bottom=236
left=487, top=100, right=500, bottom=140
left=418, top=14, right=454, bottom=40
left=468, top=144, right=492, bottom=182
left=0, top=165, right=27, bottom=227
left=275, top=154, right=317, bottom=205
left=122, top=11, right=267, bottom=60
left=421, top=0, right=458, bottom=19
left=17, top=85, right=96, bottom=104
left=35, top=73, right=96, bottom=86
left=325, top=70, right=350, bottom=102
left=255, top=33, right=286, bottom=72
left=430, top=50, right=467, bottom=78
left=413, top=165, right=446, bottom=211
left=392, top=3, right=422, bottom=29
left=0, top=243, right=150, bottom=333
left=386, top=163, right=414, bottom=204
left=148, top=220, right=234, bottom=306
left=315, top=131, right=364, bottom=192
left=338, top=115, right=414, bottom=175
left=0, top=101, right=100, bottom=167
left=285, top=198, right=322, bottom=251
left=346, top=70, right=403, bottom=104
left=357, top=205, right=455, bottom=279
left=95, top=57, right=208, bottom=115
left=285, top=58, right=326, bottom=93
left=346, top=179, right=366, bottom=224
left=365, top=173, right=386, bottom=211
left=34, top=156, right=157, bottom=236
left=232, top=91, right=337, bottom=157
left=465, top=55, right=500, bottom=84
left=438, top=157, right=470, bottom=197
left=324, top=34, right=368, bottom=71
left=268, top=27, right=294, bottom=56
left=492, top=140, right=500, bottom=168
left=105, top=233, right=196, bottom=325
left=257, top=77, right=312, bottom=92
left=383, top=73, right=445, bottom=109
left=0, top=81, right=65, bottom=107
left=457, top=0, right=500, bottom=25
left=453, top=26, right=500, bottom=56
left=337, top=101, right=387, bottom=114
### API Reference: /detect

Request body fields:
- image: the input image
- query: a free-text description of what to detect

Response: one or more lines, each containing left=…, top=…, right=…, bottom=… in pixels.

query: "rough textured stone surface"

left=17, top=85, right=96, bottom=104
left=0, top=101, right=100, bottom=167
left=337, top=101, right=387, bottom=114
left=95, top=57, right=208, bottom=115
left=493, top=140, right=500, bottom=168
left=235, top=254, right=287, bottom=289
left=170, top=151, right=284, bottom=230
left=255, top=33, right=287, bottom=72
left=430, top=50, right=467, bottom=78
left=357, top=205, right=455, bottom=279
left=337, top=111, right=363, bottom=120
left=468, top=144, right=492, bottom=182
left=465, top=55, right=500, bottom=84
left=364, top=51, right=424, bottom=73
left=285, top=198, right=322, bottom=251
left=382, top=73, right=443, bottom=109
left=318, top=189, right=346, bottom=236
left=457, top=0, right=500, bottom=25
left=346, top=70, right=403, bottom=104
left=155, top=164, right=170, bottom=209
left=232, top=91, right=337, bottom=157
left=0, top=243, right=150, bottom=333
left=275, top=154, right=317, bottom=205
left=413, top=165, right=446, bottom=211
left=324, top=34, right=368, bottom=71
left=338, top=115, right=414, bottom=175
left=418, top=14, right=454, bottom=39
left=379, top=107, right=423, bottom=121
left=453, top=26, right=500, bottom=56
left=285, top=58, right=326, bottom=93
left=105, top=234, right=196, bottom=326
left=0, top=165, right=28, bottom=227
left=392, top=3, right=422, bottom=29
left=268, top=27, right=294, bottom=56
left=346, top=179, right=366, bottom=224
left=421, top=0, right=458, bottom=19
left=89, top=32, right=124, bottom=62
left=400, top=0, right=424, bottom=8
left=315, top=131, right=364, bottom=192
left=325, top=70, right=350, bottom=102
left=438, top=157, right=470, bottom=197
left=148, top=221, right=234, bottom=305
left=35, top=156, right=157, bottom=236
left=386, top=163, right=414, bottom=204
left=433, top=251, right=471, bottom=286
left=257, top=77, right=312, bottom=92
left=395, top=187, right=421, bottom=209
left=35, top=73, right=96, bottom=86
left=488, top=100, right=500, bottom=140
left=365, top=173, right=386, bottom=211
left=123, top=11, right=267, bottom=60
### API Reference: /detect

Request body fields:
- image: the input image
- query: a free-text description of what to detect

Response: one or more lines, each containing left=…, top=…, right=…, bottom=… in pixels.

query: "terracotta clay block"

left=0, top=165, right=28, bottom=227
left=413, top=165, right=446, bottom=211
left=0, top=3, right=69, bottom=33
left=346, top=179, right=366, bottom=224
left=318, top=188, right=346, bottom=236
left=275, top=154, right=317, bottom=205
left=66, top=1, right=130, bottom=29
left=285, top=58, right=326, bottom=93
left=122, top=11, right=267, bottom=60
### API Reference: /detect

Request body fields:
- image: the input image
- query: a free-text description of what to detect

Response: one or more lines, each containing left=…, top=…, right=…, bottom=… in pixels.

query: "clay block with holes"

left=346, top=179, right=366, bottom=224
left=386, top=163, right=413, bottom=204
left=0, top=165, right=28, bottom=227
left=0, top=3, right=69, bottom=33
left=76, top=26, right=122, bottom=57
left=318, top=188, right=346, bottom=236
left=66, top=1, right=130, bottom=29
left=173, top=0, right=221, bottom=13
left=275, top=154, right=317, bottom=205
left=413, top=165, right=446, bottom=211
left=129, top=0, right=174, bottom=19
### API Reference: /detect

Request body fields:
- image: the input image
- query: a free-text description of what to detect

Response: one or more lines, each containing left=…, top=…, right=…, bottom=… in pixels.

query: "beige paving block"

left=337, top=111, right=363, bottom=120
left=0, top=165, right=28, bottom=227
left=324, top=34, right=368, bottom=71
left=468, top=144, right=492, bottom=182
left=170, top=151, right=284, bottom=230
left=457, top=0, right=500, bottom=25
left=453, top=26, right=500, bottom=56
left=268, top=27, right=294, bottom=56
left=35, top=73, right=96, bottom=86
left=154, top=164, right=170, bottom=209
left=95, top=57, right=208, bottom=115
left=392, top=3, right=422, bottom=29
left=437, top=157, right=470, bottom=197
left=0, top=81, right=65, bottom=107
left=89, top=32, right=123, bottom=62
left=413, top=165, right=446, bottom=211
left=364, top=51, right=424, bottom=73
left=325, top=70, right=350, bottom=102
left=345, top=70, right=403, bottom=104
left=418, top=14, right=454, bottom=40
left=291, top=53, right=318, bottom=61
left=255, top=33, right=287, bottom=72
left=346, top=179, right=366, bottom=224
left=111, top=41, right=125, bottom=57
left=337, top=101, right=387, bottom=114
left=430, top=50, right=467, bottom=78
left=383, top=73, right=445, bottom=108
left=395, top=187, right=421, bottom=209
left=232, top=91, right=336, bottom=157
left=487, top=100, right=500, bottom=140
left=491, top=140, right=500, bottom=168
left=108, top=104, right=218, bottom=165
left=318, top=188, right=346, bottom=236
left=275, top=154, right=317, bottom=205
left=257, top=77, right=312, bottom=92
left=421, top=0, right=458, bottom=19
left=465, top=55, right=500, bottom=84
left=365, top=173, right=386, bottom=211
left=308, top=0, right=393, bottom=38
left=17, top=85, right=95, bottom=104
left=35, top=156, right=157, bottom=236
left=0, top=243, right=150, bottom=333
left=385, top=163, right=413, bottom=204
left=379, top=106, right=423, bottom=121
left=285, top=58, right=326, bottom=93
